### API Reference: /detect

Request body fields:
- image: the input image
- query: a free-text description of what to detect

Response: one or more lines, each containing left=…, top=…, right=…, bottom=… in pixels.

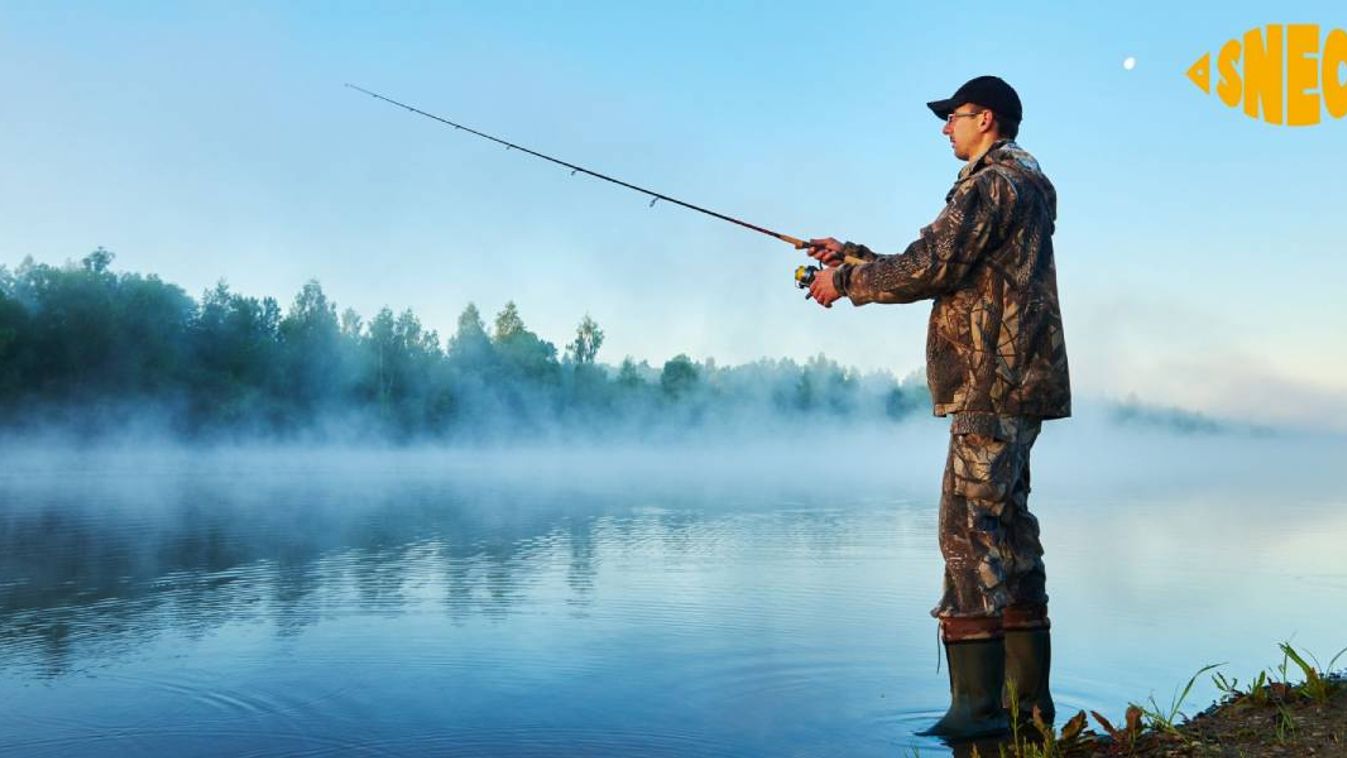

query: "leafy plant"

left=1212, top=668, right=1271, bottom=706
left=998, top=678, right=1090, bottom=757
left=1139, top=662, right=1223, bottom=733
left=1278, top=642, right=1347, bottom=704
left=1089, top=704, right=1144, bottom=754
left=1273, top=702, right=1297, bottom=742
left=996, top=643, right=1345, bottom=757
left=1246, top=670, right=1270, bottom=705
left=1029, top=706, right=1056, bottom=755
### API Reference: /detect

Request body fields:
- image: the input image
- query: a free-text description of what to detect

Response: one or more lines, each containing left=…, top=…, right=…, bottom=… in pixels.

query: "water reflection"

left=2, top=434, right=1346, bottom=756
left=2, top=481, right=598, bottom=675
left=2, top=466, right=902, bottom=680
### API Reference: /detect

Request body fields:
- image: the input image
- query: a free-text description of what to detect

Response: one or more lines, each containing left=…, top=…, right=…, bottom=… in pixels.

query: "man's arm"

left=834, top=174, right=1009, bottom=306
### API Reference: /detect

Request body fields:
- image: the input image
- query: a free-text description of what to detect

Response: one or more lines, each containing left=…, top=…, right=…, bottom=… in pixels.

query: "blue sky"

left=2, top=1, right=1344, bottom=429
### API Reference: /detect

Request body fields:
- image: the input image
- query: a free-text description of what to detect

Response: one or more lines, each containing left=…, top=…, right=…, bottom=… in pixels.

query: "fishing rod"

left=346, top=83, right=812, bottom=247
left=344, top=83, right=863, bottom=293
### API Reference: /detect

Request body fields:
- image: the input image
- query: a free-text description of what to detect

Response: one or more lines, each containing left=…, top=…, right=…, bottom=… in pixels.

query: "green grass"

left=987, top=642, right=1344, bottom=757
left=1278, top=641, right=1347, bottom=704
left=1139, top=662, right=1224, bottom=734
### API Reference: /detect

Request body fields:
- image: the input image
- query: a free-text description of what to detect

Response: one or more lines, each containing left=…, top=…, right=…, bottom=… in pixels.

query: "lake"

left=3, top=418, right=1345, bottom=756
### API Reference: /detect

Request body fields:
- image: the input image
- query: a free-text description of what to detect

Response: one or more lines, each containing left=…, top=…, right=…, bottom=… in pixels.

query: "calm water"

left=3, top=422, right=1345, bottom=756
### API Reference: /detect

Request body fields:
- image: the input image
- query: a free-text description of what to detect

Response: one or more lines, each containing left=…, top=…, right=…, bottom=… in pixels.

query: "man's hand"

left=805, top=237, right=846, bottom=267
left=809, top=267, right=844, bottom=308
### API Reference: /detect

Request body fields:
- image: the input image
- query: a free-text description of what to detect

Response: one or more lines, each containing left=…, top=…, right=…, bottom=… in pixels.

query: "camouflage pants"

left=931, top=414, right=1047, bottom=620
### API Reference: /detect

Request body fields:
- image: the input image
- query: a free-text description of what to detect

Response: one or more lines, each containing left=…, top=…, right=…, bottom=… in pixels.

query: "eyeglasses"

left=945, top=110, right=986, bottom=124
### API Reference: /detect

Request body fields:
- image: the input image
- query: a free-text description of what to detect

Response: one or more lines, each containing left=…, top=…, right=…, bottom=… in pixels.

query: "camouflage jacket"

left=833, top=140, right=1071, bottom=420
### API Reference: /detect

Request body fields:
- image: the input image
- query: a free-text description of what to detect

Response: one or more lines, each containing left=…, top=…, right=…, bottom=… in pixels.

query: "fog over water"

left=2, top=404, right=1344, bottom=755
left=4, top=5, right=1346, bottom=752
left=1, top=395, right=1333, bottom=493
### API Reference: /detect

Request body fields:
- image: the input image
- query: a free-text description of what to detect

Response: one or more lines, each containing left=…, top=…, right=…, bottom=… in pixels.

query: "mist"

left=4, top=404, right=1343, bottom=691
left=1, top=249, right=1319, bottom=454
left=5, top=281, right=1343, bottom=755
left=0, top=249, right=937, bottom=447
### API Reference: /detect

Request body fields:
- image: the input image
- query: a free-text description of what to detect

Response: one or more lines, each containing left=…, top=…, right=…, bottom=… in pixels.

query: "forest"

left=0, top=249, right=926, bottom=442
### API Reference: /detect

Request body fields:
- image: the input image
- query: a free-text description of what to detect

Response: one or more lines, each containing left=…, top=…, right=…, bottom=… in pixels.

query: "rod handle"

left=789, top=235, right=868, bottom=267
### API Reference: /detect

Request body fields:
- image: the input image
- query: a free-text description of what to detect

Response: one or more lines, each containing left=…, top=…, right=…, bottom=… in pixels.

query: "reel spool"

left=795, top=265, right=820, bottom=298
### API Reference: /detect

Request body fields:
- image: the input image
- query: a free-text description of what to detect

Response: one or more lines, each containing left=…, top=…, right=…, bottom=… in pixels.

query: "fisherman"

left=804, top=76, right=1071, bottom=742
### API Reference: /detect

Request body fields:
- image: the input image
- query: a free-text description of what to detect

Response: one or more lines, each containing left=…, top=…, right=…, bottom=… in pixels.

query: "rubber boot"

left=1004, top=628, right=1054, bottom=724
left=916, top=638, right=1011, bottom=742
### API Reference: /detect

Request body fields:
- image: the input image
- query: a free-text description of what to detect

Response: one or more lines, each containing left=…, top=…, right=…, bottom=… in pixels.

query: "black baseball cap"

left=926, top=76, right=1022, bottom=123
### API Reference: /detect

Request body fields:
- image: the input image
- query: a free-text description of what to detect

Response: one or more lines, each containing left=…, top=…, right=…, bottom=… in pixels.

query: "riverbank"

left=976, top=644, right=1345, bottom=757
left=1154, top=671, right=1346, bottom=755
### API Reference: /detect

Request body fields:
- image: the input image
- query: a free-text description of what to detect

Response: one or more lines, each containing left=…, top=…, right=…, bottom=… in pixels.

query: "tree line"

left=0, top=250, right=926, bottom=441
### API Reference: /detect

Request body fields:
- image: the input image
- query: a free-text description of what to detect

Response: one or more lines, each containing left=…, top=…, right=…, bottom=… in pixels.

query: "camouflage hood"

left=834, top=139, right=1072, bottom=420
left=961, top=141, right=1057, bottom=233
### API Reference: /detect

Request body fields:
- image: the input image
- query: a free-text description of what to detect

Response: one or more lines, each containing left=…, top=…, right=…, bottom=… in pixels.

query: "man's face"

left=941, top=103, right=989, bottom=161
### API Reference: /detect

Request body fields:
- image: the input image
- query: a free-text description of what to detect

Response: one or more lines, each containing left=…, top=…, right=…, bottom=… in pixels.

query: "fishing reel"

left=796, top=247, right=862, bottom=299
left=794, top=264, right=820, bottom=298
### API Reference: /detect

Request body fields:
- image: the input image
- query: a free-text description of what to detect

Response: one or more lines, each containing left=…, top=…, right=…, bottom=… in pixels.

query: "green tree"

left=83, top=246, right=114, bottom=274
left=617, top=357, right=645, bottom=388
left=885, top=386, right=917, bottom=419
left=807, top=354, right=857, bottom=416
left=448, top=303, right=492, bottom=363
left=340, top=307, right=363, bottom=339
left=565, top=314, right=604, bottom=365
left=660, top=354, right=699, bottom=399
left=793, top=371, right=815, bottom=412
left=493, top=301, right=525, bottom=344
left=491, top=301, right=558, bottom=382
left=364, top=306, right=398, bottom=408
left=356, top=306, right=449, bottom=434
left=12, top=250, right=195, bottom=402
left=0, top=288, right=28, bottom=404
left=189, top=281, right=284, bottom=428
left=278, top=280, right=343, bottom=419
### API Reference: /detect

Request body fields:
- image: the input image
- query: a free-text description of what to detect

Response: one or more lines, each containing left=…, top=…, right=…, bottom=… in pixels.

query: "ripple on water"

left=674, top=648, right=887, bottom=702
left=1, top=728, right=401, bottom=758
left=387, top=726, right=730, bottom=757
left=6, top=451, right=1346, bottom=758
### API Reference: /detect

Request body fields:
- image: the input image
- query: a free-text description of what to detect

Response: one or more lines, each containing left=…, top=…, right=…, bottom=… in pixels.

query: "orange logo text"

left=1188, top=24, right=1346, bottom=125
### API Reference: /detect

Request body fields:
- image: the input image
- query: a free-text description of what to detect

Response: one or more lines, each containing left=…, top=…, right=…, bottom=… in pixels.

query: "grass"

left=1138, top=662, right=1223, bottom=734
left=942, top=640, right=1347, bottom=757
left=1278, top=641, right=1347, bottom=704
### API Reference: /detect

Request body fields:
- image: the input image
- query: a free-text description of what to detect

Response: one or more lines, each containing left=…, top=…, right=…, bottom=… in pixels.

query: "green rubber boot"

left=916, top=638, right=1011, bottom=742
left=1004, top=628, right=1054, bottom=725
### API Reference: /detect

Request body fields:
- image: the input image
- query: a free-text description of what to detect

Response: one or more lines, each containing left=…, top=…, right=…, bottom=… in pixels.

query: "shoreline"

left=965, top=647, right=1346, bottom=757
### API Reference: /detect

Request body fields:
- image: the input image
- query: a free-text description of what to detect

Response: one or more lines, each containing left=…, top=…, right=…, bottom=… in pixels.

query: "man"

left=805, top=75, right=1070, bottom=742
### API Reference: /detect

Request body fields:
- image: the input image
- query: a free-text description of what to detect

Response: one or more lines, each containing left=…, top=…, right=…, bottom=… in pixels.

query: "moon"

left=1123, top=56, right=1137, bottom=70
